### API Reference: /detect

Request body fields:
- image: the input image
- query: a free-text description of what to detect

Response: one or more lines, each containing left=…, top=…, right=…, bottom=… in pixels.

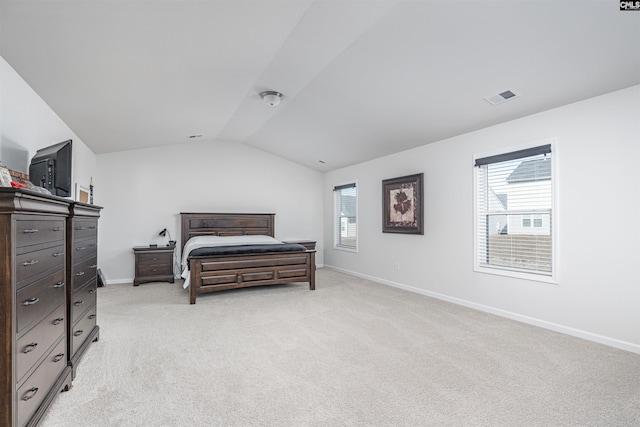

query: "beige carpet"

left=41, top=269, right=640, bottom=426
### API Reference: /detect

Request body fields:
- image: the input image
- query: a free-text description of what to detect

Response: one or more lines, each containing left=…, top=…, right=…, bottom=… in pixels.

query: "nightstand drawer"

left=138, top=258, right=173, bottom=276
left=137, top=251, right=173, bottom=265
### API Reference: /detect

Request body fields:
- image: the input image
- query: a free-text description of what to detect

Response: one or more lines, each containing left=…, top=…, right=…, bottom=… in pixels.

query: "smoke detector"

left=484, top=89, right=520, bottom=106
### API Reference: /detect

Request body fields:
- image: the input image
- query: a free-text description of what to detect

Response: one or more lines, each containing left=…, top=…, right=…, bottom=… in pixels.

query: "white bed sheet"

left=180, top=235, right=282, bottom=288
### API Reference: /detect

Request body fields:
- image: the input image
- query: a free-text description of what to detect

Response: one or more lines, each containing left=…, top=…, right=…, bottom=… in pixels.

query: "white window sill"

left=474, top=265, right=557, bottom=285
left=333, top=245, right=357, bottom=253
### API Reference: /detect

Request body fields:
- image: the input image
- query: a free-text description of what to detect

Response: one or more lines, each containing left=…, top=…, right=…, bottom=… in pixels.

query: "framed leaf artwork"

left=382, top=173, right=424, bottom=234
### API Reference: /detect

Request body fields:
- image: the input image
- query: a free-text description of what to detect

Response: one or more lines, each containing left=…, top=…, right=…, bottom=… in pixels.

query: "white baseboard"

left=105, top=278, right=133, bottom=285
left=325, top=265, right=640, bottom=355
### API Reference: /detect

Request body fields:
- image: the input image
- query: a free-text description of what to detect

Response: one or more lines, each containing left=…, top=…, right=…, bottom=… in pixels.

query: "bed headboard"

left=180, top=213, right=275, bottom=250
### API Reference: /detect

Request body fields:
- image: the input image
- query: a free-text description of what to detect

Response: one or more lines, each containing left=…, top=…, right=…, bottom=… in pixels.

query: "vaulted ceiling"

left=1, top=1, right=639, bottom=171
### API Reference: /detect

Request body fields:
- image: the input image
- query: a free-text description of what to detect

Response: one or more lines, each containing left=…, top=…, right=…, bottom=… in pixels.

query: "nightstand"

left=283, top=240, right=316, bottom=250
left=132, top=246, right=175, bottom=286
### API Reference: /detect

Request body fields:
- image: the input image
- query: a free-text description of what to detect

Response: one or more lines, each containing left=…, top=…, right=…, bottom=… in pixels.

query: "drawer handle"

left=74, top=330, right=84, bottom=337
left=52, top=251, right=65, bottom=257
left=89, top=289, right=95, bottom=294
left=152, top=258, right=158, bottom=261
left=23, top=260, right=38, bottom=266
left=75, top=226, right=86, bottom=230
left=76, top=246, right=86, bottom=251
left=89, top=314, right=96, bottom=319
left=75, top=271, right=85, bottom=277
left=53, top=353, right=65, bottom=363
left=53, top=281, right=65, bottom=288
left=22, top=387, right=39, bottom=401
left=53, top=226, right=64, bottom=231
left=89, top=225, right=97, bottom=229
left=23, top=297, right=40, bottom=306
left=52, top=317, right=64, bottom=326
left=23, top=343, right=38, bottom=353
left=22, top=228, right=39, bottom=234
left=74, top=300, right=84, bottom=306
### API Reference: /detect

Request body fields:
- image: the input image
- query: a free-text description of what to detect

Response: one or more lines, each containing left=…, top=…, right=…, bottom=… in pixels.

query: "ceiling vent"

left=484, top=89, right=520, bottom=106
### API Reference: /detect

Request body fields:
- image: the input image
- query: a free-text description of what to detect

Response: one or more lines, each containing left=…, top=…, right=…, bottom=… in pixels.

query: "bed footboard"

left=189, top=251, right=315, bottom=304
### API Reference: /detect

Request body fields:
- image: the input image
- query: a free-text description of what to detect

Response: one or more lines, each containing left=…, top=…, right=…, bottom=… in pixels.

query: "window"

left=334, top=183, right=357, bottom=251
left=474, top=143, right=554, bottom=279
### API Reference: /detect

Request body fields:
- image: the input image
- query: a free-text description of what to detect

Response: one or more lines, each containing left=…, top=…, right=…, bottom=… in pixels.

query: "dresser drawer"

left=16, top=269, right=65, bottom=335
left=71, top=279, right=97, bottom=324
left=71, top=256, right=98, bottom=291
left=16, top=303, right=66, bottom=383
left=72, top=219, right=98, bottom=240
left=16, top=244, right=65, bottom=285
left=72, top=305, right=97, bottom=356
left=17, top=337, right=67, bottom=427
left=71, top=236, right=97, bottom=262
left=15, top=218, right=65, bottom=248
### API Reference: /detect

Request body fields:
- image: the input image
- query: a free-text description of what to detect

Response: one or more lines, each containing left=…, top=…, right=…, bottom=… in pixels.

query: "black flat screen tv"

left=29, top=139, right=72, bottom=197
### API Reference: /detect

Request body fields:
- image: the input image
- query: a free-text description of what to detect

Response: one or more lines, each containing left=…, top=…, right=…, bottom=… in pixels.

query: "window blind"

left=476, top=146, right=553, bottom=275
left=334, top=184, right=357, bottom=250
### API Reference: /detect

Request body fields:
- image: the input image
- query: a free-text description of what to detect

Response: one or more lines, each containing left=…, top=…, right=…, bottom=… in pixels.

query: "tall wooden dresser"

left=1, top=189, right=102, bottom=426
left=67, top=202, right=101, bottom=378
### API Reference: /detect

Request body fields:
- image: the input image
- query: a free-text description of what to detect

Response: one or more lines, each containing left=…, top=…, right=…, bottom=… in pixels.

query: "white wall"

left=0, top=56, right=96, bottom=191
left=96, top=140, right=324, bottom=283
left=324, top=85, right=640, bottom=353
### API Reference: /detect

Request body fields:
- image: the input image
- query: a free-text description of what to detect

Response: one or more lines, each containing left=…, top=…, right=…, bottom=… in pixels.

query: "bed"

left=180, top=213, right=316, bottom=304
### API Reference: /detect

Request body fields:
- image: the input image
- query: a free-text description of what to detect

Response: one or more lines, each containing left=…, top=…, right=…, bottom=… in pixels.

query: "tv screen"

left=29, top=140, right=72, bottom=197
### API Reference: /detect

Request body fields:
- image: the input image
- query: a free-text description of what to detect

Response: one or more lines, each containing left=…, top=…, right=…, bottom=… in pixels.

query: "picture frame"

left=0, top=166, right=13, bottom=187
left=75, top=183, right=90, bottom=203
left=382, top=173, right=424, bottom=234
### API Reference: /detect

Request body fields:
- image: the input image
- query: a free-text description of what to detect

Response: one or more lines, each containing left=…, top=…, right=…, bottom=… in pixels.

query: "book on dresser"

left=0, top=188, right=102, bottom=427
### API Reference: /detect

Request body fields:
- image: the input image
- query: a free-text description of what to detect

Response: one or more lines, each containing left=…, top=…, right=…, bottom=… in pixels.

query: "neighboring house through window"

left=474, top=142, right=555, bottom=281
left=334, top=182, right=357, bottom=251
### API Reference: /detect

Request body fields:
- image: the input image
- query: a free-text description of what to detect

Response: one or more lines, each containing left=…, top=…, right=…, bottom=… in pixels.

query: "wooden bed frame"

left=181, top=213, right=315, bottom=304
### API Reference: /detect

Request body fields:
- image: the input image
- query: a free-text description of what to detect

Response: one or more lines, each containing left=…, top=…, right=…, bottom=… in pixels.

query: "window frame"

left=473, top=139, right=558, bottom=284
left=333, top=180, right=358, bottom=252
